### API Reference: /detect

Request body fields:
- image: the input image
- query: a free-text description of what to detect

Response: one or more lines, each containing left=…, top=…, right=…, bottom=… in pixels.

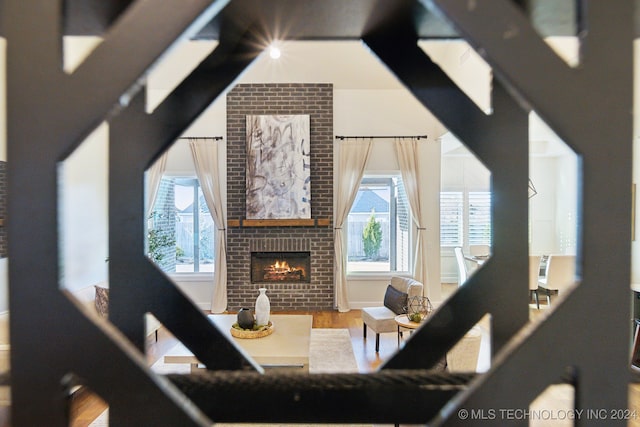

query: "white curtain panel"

left=395, top=137, right=429, bottom=294
left=189, top=139, right=228, bottom=313
left=334, top=138, right=372, bottom=312
left=145, top=152, right=169, bottom=219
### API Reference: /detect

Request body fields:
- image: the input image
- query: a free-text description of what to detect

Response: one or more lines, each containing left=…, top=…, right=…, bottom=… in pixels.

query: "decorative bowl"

left=230, top=321, right=274, bottom=339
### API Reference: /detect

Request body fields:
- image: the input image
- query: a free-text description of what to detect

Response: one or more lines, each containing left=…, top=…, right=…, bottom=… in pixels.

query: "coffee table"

left=164, top=314, right=313, bottom=372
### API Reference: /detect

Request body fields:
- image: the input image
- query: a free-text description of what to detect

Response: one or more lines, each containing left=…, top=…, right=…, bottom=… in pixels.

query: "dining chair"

left=454, top=247, right=468, bottom=287
left=537, top=254, right=576, bottom=306
left=529, top=255, right=542, bottom=309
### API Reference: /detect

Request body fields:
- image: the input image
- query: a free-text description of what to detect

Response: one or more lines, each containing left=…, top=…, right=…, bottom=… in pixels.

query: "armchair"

left=361, top=277, right=423, bottom=352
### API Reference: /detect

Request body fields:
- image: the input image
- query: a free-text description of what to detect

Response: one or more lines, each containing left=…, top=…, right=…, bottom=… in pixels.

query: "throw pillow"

left=383, top=284, right=408, bottom=315
left=94, top=286, right=109, bottom=318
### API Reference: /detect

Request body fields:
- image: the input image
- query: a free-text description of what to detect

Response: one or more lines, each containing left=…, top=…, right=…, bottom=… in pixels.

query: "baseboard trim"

left=345, top=301, right=376, bottom=310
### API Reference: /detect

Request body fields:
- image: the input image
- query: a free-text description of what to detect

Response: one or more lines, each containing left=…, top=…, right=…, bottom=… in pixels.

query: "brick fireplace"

left=226, top=83, right=334, bottom=311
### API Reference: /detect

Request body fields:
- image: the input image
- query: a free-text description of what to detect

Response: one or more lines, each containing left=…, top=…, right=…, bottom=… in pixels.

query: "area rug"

left=309, top=328, right=359, bottom=373
left=89, top=328, right=360, bottom=426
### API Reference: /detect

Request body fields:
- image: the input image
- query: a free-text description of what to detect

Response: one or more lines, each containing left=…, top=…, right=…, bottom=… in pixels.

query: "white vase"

left=255, top=288, right=270, bottom=326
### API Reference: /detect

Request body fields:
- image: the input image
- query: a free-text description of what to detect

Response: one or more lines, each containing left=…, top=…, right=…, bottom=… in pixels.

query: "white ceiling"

left=146, top=39, right=407, bottom=91
left=238, top=40, right=405, bottom=90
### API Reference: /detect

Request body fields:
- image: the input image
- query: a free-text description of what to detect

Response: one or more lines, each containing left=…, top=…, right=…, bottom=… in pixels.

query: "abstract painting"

left=246, top=115, right=311, bottom=219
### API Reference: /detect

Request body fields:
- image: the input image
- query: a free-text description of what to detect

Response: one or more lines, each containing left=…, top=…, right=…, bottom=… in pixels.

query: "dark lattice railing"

left=4, top=1, right=632, bottom=425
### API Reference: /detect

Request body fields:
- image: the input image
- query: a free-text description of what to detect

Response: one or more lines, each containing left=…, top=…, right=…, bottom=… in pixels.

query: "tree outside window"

left=362, top=211, right=383, bottom=260
left=347, top=176, right=410, bottom=273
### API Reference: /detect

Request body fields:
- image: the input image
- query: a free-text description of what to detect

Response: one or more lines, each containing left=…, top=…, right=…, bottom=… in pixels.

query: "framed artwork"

left=245, top=115, right=311, bottom=219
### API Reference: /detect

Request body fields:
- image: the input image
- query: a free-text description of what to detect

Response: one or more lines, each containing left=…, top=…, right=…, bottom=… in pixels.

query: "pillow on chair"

left=383, top=285, right=408, bottom=315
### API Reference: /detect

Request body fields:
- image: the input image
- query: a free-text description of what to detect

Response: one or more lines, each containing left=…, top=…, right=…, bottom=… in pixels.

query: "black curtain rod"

left=179, top=136, right=224, bottom=141
left=334, top=135, right=428, bottom=140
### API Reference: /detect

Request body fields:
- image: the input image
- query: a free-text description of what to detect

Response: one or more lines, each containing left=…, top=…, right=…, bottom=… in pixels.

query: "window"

left=440, top=190, right=491, bottom=247
left=346, top=176, right=410, bottom=273
left=468, top=191, right=491, bottom=245
left=149, top=177, right=215, bottom=273
left=440, top=192, right=463, bottom=246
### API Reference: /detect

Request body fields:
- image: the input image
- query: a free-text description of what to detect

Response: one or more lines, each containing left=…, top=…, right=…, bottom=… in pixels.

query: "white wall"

left=529, top=156, right=559, bottom=254
left=60, top=124, right=109, bottom=292
left=553, top=153, right=579, bottom=254
left=530, top=153, right=578, bottom=256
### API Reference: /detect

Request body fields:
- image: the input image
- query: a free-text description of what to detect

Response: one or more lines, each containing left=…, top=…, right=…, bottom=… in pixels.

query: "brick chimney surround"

left=226, top=83, right=334, bottom=311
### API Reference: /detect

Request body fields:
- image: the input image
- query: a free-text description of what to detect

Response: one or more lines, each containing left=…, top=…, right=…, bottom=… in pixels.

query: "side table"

left=394, top=314, right=421, bottom=347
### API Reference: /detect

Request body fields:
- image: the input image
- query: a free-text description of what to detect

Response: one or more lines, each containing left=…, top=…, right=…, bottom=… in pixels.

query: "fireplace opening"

left=251, top=251, right=311, bottom=283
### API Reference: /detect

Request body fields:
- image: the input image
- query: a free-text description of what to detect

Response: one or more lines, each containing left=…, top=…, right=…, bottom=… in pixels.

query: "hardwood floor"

left=2, top=308, right=639, bottom=426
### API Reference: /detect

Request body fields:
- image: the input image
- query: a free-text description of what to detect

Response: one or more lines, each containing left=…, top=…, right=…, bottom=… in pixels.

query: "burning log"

left=263, top=260, right=306, bottom=281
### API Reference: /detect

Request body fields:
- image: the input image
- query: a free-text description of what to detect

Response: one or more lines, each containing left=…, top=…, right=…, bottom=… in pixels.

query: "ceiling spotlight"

left=269, top=45, right=281, bottom=59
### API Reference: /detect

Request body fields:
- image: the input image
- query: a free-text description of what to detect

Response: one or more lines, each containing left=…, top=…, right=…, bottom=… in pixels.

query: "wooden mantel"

left=228, top=218, right=331, bottom=228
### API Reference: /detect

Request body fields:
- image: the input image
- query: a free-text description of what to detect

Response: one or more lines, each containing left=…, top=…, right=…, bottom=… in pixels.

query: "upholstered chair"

left=361, top=276, right=423, bottom=352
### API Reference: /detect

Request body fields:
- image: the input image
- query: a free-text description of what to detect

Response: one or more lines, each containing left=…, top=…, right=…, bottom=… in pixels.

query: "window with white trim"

left=149, top=176, right=215, bottom=273
left=468, top=191, right=491, bottom=246
left=440, top=192, right=463, bottom=246
left=440, top=190, right=491, bottom=247
left=346, top=176, right=411, bottom=273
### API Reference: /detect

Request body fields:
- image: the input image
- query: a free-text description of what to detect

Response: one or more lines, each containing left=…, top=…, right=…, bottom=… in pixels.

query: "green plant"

left=362, top=211, right=382, bottom=259
left=175, top=246, right=185, bottom=259
left=148, top=228, right=175, bottom=263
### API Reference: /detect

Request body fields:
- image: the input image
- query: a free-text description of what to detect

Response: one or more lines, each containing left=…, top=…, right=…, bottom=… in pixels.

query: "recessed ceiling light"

left=269, top=45, right=281, bottom=59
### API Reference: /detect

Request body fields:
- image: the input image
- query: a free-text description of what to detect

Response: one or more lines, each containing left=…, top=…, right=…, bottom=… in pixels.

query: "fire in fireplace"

left=251, top=251, right=311, bottom=283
